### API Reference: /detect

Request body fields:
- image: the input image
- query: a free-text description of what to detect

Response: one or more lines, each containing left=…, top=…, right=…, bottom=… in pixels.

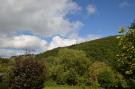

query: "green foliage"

left=0, top=82, right=8, bottom=89
left=65, top=69, right=78, bottom=85
left=48, top=48, right=91, bottom=85
left=0, top=74, right=9, bottom=89
left=0, top=65, right=11, bottom=73
left=0, top=58, right=11, bottom=73
left=117, top=27, right=135, bottom=88
left=0, top=58, right=10, bottom=64
left=45, top=85, right=90, bottom=89
left=98, top=69, right=127, bottom=89
left=89, top=61, right=127, bottom=89
left=9, top=58, right=47, bottom=89
left=0, top=58, right=11, bottom=89
left=71, top=36, right=119, bottom=64
left=117, top=28, right=135, bottom=77
left=37, top=36, right=119, bottom=67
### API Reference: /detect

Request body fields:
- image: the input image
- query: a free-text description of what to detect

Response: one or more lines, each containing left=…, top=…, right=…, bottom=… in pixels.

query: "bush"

left=48, top=48, right=91, bottom=85
left=9, top=58, right=47, bottom=89
left=65, top=69, right=78, bottom=85
left=0, top=75, right=9, bottom=89
left=98, top=69, right=127, bottom=89
left=89, top=61, right=127, bottom=89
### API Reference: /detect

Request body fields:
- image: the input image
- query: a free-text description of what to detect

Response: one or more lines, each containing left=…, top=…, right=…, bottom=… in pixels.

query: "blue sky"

left=0, top=0, right=135, bottom=57
left=73, top=0, right=135, bottom=37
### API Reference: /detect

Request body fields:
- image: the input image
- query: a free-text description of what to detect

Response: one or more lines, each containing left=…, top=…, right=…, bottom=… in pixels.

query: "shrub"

left=49, top=48, right=91, bottom=85
left=65, top=69, right=78, bottom=85
left=9, top=58, right=47, bottom=89
left=89, top=61, right=127, bottom=89
left=0, top=74, right=9, bottom=89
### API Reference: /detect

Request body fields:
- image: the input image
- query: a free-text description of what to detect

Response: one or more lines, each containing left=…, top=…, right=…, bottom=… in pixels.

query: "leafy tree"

left=117, top=27, right=135, bottom=88
left=117, top=28, right=135, bottom=77
left=9, top=58, right=47, bottom=89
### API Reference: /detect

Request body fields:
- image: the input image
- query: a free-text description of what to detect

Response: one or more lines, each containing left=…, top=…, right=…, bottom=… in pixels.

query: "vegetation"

left=47, top=49, right=91, bottom=85
left=89, top=61, right=127, bottom=89
left=116, top=27, right=135, bottom=88
left=9, top=58, right=47, bottom=89
left=0, top=58, right=11, bottom=73
left=0, top=36, right=123, bottom=89
left=37, top=36, right=119, bottom=67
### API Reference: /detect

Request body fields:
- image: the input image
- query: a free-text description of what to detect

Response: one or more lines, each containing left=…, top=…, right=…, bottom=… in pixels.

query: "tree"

left=117, top=27, right=135, bottom=88
left=9, top=58, right=47, bottom=89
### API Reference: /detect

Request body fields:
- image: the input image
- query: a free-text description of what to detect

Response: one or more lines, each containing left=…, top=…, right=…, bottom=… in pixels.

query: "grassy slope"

left=37, top=36, right=119, bottom=65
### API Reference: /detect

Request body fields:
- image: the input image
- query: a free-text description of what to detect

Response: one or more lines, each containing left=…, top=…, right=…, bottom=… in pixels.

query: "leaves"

left=9, top=58, right=47, bottom=89
left=48, top=48, right=91, bottom=85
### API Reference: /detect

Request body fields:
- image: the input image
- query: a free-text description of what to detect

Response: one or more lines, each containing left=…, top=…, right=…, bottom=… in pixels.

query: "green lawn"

left=44, top=86, right=90, bottom=89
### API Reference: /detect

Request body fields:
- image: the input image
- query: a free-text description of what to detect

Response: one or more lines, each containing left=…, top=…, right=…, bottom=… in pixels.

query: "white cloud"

left=0, top=0, right=84, bottom=57
left=87, top=4, right=96, bottom=15
left=67, top=33, right=101, bottom=43
left=119, top=1, right=130, bottom=8
left=0, top=35, right=49, bottom=57
left=0, top=0, right=82, bottom=36
left=47, top=36, right=77, bottom=50
left=0, top=35, right=48, bottom=51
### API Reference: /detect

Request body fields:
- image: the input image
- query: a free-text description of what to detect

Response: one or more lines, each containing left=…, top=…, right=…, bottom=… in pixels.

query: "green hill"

left=37, top=35, right=119, bottom=65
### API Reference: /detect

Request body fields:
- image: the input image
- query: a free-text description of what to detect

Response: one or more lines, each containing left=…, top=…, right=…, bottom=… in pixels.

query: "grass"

left=44, top=85, right=90, bottom=89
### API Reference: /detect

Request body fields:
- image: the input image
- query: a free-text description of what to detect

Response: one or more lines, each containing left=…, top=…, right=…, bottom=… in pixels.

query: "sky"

left=0, top=0, right=135, bottom=57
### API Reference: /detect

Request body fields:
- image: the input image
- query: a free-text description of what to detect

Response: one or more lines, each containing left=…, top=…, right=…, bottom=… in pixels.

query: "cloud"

left=0, top=35, right=49, bottom=57
left=87, top=4, right=96, bottom=15
left=0, top=0, right=82, bottom=36
left=0, top=0, right=84, bottom=57
left=67, top=33, right=101, bottom=43
left=0, top=0, right=101, bottom=57
left=0, top=35, right=48, bottom=51
left=119, top=1, right=130, bottom=8
left=47, top=36, right=77, bottom=50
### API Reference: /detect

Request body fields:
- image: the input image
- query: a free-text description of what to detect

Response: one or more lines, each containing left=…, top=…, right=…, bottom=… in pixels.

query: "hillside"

left=37, top=35, right=119, bottom=64
left=0, top=35, right=132, bottom=89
